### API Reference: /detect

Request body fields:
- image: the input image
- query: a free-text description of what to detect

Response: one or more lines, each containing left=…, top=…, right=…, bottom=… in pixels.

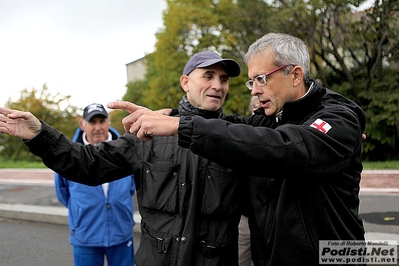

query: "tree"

left=123, top=0, right=270, bottom=115
left=123, top=0, right=399, bottom=160
left=111, top=80, right=150, bottom=133
left=0, top=85, right=79, bottom=161
left=273, top=0, right=399, bottom=160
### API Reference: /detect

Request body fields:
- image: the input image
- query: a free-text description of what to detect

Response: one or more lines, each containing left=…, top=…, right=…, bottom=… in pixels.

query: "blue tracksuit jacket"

left=54, top=126, right=136, bottom=247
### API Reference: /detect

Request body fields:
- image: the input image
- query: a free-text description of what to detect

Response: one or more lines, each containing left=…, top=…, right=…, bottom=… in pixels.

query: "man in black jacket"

left=0, top=51, right=243, bottom=266
left=106, top=33, right=367, bottom=266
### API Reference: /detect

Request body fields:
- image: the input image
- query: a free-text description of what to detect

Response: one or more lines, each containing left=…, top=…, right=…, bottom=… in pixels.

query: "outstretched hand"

left=0, top=107, right=42, bottom=140
left=108, top=101, right=179, bottom=140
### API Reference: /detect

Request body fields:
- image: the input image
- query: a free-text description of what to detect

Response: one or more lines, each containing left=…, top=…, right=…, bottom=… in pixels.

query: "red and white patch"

left=310, top=118, right=332, bottom=134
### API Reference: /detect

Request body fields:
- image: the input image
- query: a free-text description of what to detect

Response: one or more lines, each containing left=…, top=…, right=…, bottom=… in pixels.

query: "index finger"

left=0, top=107, right=28, bottom=119
left=107, top=101, right=143, bottom=114
left=0, top=107, right=12, bottom=116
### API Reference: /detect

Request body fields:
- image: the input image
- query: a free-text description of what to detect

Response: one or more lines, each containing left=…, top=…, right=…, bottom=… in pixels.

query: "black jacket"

left=25, top=99, right=241, bottom=266
left=177, top=80, right=366, bottom=266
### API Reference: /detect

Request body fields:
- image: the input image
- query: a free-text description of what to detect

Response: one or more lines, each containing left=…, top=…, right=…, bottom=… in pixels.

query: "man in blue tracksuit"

left=54, top=103, right=136, bottom=266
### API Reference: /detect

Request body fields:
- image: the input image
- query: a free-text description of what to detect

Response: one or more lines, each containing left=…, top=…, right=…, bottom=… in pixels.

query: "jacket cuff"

left=170, top=108, right=179, bottom=116
left=178, top=116, right=193, bottom=149
left=23, top=122, right=59, bottom=157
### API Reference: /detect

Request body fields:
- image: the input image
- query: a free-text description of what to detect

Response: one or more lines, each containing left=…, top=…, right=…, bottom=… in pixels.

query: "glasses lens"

left=255, top=75, right=266, bottom=86
left=246, top=80, right=253, bottom=90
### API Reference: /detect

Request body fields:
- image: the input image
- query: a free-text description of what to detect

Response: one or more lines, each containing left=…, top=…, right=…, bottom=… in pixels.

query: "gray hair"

left=244, top=33, right=310, bottom=80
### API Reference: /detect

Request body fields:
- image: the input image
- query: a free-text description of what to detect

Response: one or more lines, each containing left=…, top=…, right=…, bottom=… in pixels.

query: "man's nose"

left=93, top=123, right=102, bottom=129
left=251, top=83, right=262, bottom=96
left=212, top=79, right=224, bottom=90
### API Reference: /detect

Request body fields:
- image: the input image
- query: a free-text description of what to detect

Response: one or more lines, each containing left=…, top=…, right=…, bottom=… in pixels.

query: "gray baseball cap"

left=183, top=51, right=241, bottom=77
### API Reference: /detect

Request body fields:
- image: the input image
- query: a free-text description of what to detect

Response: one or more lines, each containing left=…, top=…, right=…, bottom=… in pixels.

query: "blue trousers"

left=73, top=239, right=134, bottom=266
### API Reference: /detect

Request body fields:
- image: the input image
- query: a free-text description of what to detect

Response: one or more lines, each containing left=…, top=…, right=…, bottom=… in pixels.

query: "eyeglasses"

left=245, top=64, right=295, bottom=90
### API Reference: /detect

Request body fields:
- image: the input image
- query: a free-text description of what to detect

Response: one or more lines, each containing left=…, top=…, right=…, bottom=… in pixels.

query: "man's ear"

left=292, top=66, right=304, bottom=87
left=79, top=119, right=85, bottom=130
left=180, top=75, right=189, bottom=93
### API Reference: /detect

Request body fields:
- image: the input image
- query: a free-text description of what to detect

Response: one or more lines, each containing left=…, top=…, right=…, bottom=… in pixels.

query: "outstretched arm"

left=108, top=101, right=179, bottom=140
left=0, top=107, right=42, bottom=140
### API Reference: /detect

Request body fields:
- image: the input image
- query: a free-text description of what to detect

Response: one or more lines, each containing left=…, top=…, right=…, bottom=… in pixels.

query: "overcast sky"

left=0, top=0, right=167, bottom=110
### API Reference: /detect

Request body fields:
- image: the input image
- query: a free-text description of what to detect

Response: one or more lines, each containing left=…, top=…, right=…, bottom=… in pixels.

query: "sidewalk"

left=0, top=169, right=398, bottom=239
left=0, top=169, right=142, bottom=233
left=360, top=169, right=399, bottom=194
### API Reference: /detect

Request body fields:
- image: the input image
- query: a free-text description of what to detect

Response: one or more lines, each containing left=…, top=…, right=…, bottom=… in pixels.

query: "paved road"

left=0, top=218, right=141, bottom=266
left=0, top=169, right=398, bottom=265
left=359, top=194, right=399, bottom=236
left=0, top=219, right=73, bottom=266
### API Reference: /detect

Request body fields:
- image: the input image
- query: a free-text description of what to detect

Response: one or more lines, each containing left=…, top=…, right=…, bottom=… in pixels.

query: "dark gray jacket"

left=177, top=80, right=366, bottom=266
left=25, top=101, right=241, bottom=266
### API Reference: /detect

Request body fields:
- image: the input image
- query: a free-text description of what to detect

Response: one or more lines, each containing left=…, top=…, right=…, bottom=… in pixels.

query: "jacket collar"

left=278, top=80, right=326, bottom=124
left=178, top=96, right=223, bottom=119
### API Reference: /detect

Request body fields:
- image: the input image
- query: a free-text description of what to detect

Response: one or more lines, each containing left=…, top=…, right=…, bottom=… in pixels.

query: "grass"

left=0, top=159, right=399, bottom=170
left=362, top=160, right=399, bottom=170
left=0, top=160, right=47, bottom=169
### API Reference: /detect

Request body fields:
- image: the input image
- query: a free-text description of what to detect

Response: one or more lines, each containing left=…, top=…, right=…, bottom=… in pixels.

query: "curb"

left=0, top=203, right=142, bottom=233
left=0, top=169, right=398, bottom=233
left=0, top=203, right=68, bottom=225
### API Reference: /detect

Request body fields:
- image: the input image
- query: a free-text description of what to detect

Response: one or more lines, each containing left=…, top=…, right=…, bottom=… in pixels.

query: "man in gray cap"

left=0, top=51, right=243, bottom=266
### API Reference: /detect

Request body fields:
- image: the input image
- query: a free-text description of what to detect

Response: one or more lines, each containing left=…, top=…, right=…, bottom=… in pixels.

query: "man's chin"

left=92, top=138, right=106, bottom=145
